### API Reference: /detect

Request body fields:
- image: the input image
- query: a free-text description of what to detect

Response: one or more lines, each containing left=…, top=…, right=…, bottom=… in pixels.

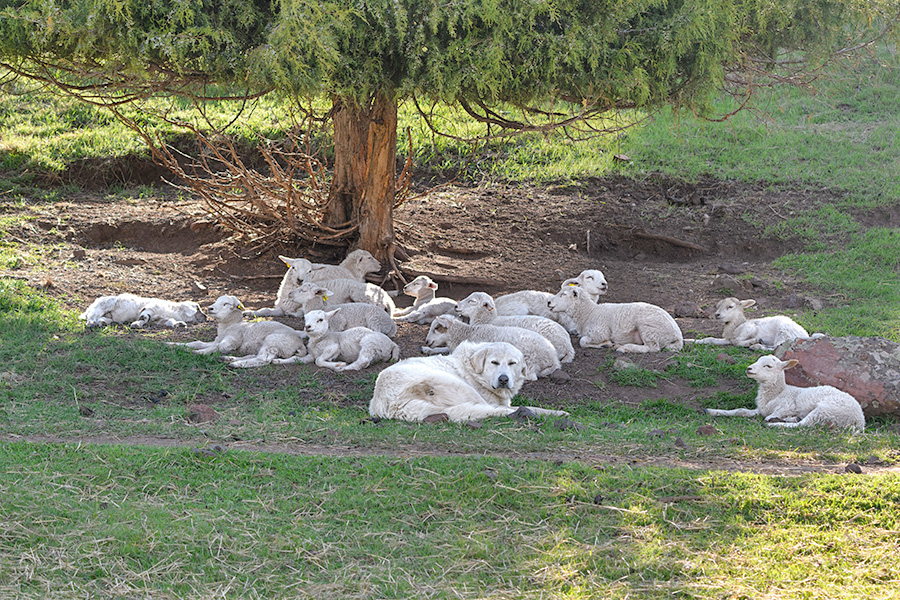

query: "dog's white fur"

left=369, top=341, right=569, bottom=422
left=81, top=293, right=206, bottom=329
left=168, top=295, right=307, bottom=368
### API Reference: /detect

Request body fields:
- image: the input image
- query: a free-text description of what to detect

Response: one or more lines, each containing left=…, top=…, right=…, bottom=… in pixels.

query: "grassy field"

left=3, top=46, right=900, bottom=599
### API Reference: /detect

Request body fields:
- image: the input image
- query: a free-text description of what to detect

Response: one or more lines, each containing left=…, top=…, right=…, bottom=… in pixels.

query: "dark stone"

left=422, top=413, right=449, bottom=424
left=186, top=403, right=219, bottom=424
left=696, top=425, right=719, bottom=436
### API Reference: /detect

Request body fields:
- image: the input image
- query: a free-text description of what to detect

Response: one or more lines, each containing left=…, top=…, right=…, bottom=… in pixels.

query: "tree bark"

left=326, top=93, right=397, bottom=264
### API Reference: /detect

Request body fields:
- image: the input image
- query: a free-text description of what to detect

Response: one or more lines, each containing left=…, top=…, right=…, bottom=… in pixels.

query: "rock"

left=553, top=418, right=586, bottom=431
left=674, top=437, right=687, bottom=448
left=673, top=301, right=706, bottom=318
left=709, top=274, right=749, bottom=295
left=508, top=406, right=537, bottom=421
left=422, top=413, right=449, bottom=424
left=845, top=463, right=863, bottom=474
left=613, top=357, right=639, bottom=371
left=186, top=403, right=219, bottom=424
left=466, top=420, right=483, bottom=429
left=718, top=262, right=745, bottom=275
left=776, top=336, right=900, bottom=417
left=548, top=369, right=571, bottom=383
left=715, top=353, right=735, bottom=364
left=72, top=247, right=87, bottom=260
left=696, top=424, right=719, bottom=436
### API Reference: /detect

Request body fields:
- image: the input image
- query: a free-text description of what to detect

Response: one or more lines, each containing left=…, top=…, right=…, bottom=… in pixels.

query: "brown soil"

left=5, top=172, right=884, bottom=471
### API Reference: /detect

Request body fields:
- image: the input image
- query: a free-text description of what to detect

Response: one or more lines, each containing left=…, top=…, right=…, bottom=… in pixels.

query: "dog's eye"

left=491, top=360, right=500, bottom=365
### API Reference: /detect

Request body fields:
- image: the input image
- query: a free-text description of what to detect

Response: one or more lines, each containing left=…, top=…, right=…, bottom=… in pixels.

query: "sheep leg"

left=579, top=336, right=614, bottom=349
left=421, top=345, right=450, bottom=355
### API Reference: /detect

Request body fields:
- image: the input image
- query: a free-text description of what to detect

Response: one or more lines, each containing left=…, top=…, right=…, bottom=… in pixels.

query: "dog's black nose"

left=497, top=374, right=509, bottom=388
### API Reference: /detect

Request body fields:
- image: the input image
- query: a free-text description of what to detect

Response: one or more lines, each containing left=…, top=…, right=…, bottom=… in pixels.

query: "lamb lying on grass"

left=168, top=295, right=307, bottom=368
left=706, top=355, right=865, bottom=431
left=548, top=286, right=683, bottom=353
left=369, top=341, right=570, bottom=423
left=288, top=282, right=397, bottom=337
left=248, top=250, right=381, bottom=318
left=423, top=314, right=561, bottom=380
left=301, top=308, right=399, bottom=371
left=81, top=293, right=206, bottom=329
left=455, top=292, right=575, bottom=363
left=392, top=275, right=457, bottom=324
left=686, top=297, right=816, bottom=351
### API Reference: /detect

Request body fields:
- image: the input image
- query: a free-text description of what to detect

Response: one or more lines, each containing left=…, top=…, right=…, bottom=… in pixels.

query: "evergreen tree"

left=0, top=0, right=893, bottom=261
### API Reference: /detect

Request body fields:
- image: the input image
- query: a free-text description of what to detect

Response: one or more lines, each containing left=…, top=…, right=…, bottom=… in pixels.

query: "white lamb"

left=423, top=314, right=561, bottom=380
left=81, top=293, right=207, bottom=329
left=561, top=269, right=609, bottom=300
left=705, top=355, right=865, bottom=431
left=288, top=282, right=397, bottom=337
left=455, top=291, right=575, bottom=363
left=392, top=275, right=458, bottom=324
left=248, top=250, right=381, bottom=318
left=168, top=295, right=307, bottom=368
left=302, top=249, right=381, bottom=283
left=494, top=290, right=579, bottom=333
left=548, top=286, right=683, bottom=353
left=686, top=297, right=814, bottom=351
left=310, top=278, right=396, bottom=314
left=301, top=308, right=399, bottom=372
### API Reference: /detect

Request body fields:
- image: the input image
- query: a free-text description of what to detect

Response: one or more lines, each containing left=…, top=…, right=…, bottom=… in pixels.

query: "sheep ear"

left=740, top=299, right=756, bottom=308
left=325, top=308, right=341, bottom=318
left=783, top=359, right=799, bottom=370
left=236, top=301, right=245, bottom=311
left=279, top=255, right=294, bottom=267
left=428, top=282, right=438, bottom=290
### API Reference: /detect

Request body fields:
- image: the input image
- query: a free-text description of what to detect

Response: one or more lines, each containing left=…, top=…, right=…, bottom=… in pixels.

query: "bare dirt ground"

left=7, top=170, right=893, bottom=472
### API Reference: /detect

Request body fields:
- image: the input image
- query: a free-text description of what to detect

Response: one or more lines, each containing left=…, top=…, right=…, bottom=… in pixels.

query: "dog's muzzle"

left=495, top=372, right=511, bottom=389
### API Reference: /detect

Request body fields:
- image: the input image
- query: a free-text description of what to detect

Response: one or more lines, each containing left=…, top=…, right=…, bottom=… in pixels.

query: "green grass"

left=2, top=442, right=899, bottom=599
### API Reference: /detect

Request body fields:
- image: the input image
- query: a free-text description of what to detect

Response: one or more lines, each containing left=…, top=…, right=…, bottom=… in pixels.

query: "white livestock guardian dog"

left=369, top=341, right=569, bottom=423
left=81, top=293, right=206, bottom=329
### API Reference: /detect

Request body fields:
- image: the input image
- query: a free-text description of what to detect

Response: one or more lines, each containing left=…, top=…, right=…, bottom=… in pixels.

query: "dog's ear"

left=468, top=346, right=489, bottom=375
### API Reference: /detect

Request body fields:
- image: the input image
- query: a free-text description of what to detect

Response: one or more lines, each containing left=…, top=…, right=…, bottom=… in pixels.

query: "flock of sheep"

left=80, top=248, right=866, bottom=430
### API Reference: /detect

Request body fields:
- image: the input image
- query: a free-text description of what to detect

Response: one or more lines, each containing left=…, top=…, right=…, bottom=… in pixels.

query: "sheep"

left=685, top=297, right=815, bottom=351
left=392, top=275, right=458, bottom=324
left=247, top=250, right=381, bottom=318
left=286, top=282, right=397, bottom=337
left=168, top=295, right=307, bottom=368
left=494, top=289, right=580, bottom=333
left=548, top=286, right=683, bottom=353
left=705, top=355, right=865, bottom=431
left=422, top=314, right=561, bottom=380
left=81, top=293, right=206, bottom=329
left=300, top=308, right=399, bottom=372
left=561, top=269, right=608, bottom=301
left=308, top=278, right=396, bottom=314
left=302, top=249, right=381, bottom=283
left=455, top=291, right=575, bottom=363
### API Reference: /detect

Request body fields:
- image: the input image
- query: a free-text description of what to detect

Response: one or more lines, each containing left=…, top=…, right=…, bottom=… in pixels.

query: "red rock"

left=776, top=336, right=900, bottom=417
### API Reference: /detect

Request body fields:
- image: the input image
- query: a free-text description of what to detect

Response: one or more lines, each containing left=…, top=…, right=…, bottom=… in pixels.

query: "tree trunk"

left=326, top=93, right=397, bottom=264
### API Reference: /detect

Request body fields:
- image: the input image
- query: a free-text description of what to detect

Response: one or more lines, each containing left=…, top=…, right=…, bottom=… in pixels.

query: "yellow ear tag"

left=322, top=294, right=329, bottom=302
left=237, top=302, right=245, bottom=311
left=567, top=282, right=578, bottom=286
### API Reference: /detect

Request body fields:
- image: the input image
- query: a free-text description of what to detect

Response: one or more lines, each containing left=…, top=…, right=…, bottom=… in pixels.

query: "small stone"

left=715, top=353, right=736, bottom=364
left=719, top=263, right=745, bottom=275
left=593, top=494, right=605, bottom=504
left=422, top=413, right=449, bottom=424
left=553, top=418, right=586, bottom=431
left=648, top=429, right=667, bottom=438
left=508, top=406, right=537, bottom=421
left=674, top=437, right=687, bottom=448
left=72, top=248, right=87, bottom=260
left=466, top=420, right=483, bottom=429
left=696, top=424, right=719, bottom=436
left=845, top=463, right=863, bottom=474
left=673, top=301, right=705, bottom=318
left=548, top=369, right=571, bottom=383
left=186, top=404, right=219, bottom=424
left=78, top=405, right=94, bottom=417
left=613, top=357, right=638, bottom=371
